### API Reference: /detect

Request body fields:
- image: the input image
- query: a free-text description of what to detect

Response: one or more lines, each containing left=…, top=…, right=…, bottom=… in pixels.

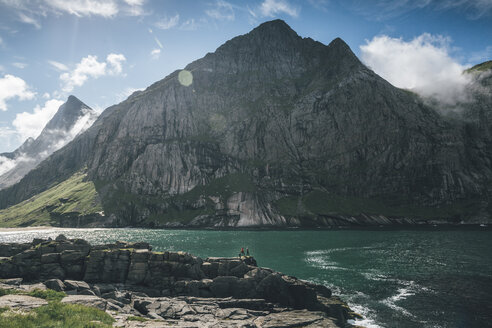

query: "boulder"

left=44, top=278, right=65, bottom=291
left=64, top=280, right=91, bottom=291
left=101, top=290, right=131, bottom=304
left=0, top=294, right=47, bottom=310
left=1, top=278, right=22, bottom=285
left=55, top=234, right=67, bottom=241
left=61, top=295, right=107, bottom=311
left=253, top=309, right=338, bottom=328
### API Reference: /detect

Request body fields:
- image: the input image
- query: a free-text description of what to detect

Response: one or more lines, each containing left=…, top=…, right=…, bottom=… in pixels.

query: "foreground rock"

left=0, top=236, right=359, bottom=327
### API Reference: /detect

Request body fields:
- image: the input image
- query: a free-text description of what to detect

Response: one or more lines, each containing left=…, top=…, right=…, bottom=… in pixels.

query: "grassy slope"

left=465, top=60, right=492, bottom=73
left=0, top=171, right=102, bottom=227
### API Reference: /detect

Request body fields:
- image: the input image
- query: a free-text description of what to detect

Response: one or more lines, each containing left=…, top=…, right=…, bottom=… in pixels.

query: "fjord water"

left=1, top=229, right=490, bottom=328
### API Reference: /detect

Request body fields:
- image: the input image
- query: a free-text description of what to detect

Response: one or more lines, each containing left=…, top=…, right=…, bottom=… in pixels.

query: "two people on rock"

left=238, top=247, right=250, bottom=258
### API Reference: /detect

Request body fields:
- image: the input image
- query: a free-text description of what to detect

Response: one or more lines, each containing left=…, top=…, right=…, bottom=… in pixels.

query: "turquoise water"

left=0, top=228, right=490, bottom=328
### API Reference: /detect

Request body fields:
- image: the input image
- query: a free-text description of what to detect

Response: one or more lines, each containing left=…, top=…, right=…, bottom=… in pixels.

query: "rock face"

left=0, top=236, right=356, bottom=327
left=0, top=95, right=98, bottom=190
left=1, top=20, right=492, bottom=226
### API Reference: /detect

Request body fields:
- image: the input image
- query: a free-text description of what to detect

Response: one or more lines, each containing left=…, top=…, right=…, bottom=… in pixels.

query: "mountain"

left=1, top=20, right=491, bottom=227
left=0, top=96, right=98, bottom=190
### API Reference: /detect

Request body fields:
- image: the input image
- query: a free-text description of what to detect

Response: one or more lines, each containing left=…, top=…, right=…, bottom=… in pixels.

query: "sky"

left=0, top=0, right=491, bottom=153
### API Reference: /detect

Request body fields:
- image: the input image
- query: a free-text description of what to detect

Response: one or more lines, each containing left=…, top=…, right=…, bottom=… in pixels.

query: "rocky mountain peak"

left=44, top=95, right=93, bottom=132
left=249, top=19, right=299, bottom=40
left=0, top=95, right=98, bottom=190
left=213, top=19, right=303, bottom=59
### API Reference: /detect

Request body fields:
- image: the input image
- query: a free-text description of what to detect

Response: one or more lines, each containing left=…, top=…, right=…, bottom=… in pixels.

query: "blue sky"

left=0, top=0, right=491, bottom=153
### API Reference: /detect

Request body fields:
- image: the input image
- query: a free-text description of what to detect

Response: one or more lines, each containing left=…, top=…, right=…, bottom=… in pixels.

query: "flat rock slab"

left=254, top=309, right=338, bottom=328
left=0, top=294, right=47, bottom=309
left=61, top=295, right=108, bottom=311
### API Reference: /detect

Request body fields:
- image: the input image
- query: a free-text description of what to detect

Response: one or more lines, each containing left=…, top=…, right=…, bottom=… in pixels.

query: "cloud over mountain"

left=360, top=33, right=472, bottom=105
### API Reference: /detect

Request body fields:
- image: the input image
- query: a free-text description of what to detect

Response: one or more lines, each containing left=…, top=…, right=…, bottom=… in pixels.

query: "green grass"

left=0, top=302, right=114, bottom=328
left=0, top=288, right=114, bottom=328
left=127, top=315, right=149, bottom=322
left=26, top=289, right=66, bottom=302
left=465, top=60, right=492, bottom=73
left=274, top=190, right=479, bottom=221
left=0, top=288, right=65, bottom=302
left=0, top=171, right=102, bottom=227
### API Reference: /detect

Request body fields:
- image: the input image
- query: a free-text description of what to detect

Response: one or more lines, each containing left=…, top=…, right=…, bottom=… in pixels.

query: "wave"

left=347, top=302, right=385, bottom=328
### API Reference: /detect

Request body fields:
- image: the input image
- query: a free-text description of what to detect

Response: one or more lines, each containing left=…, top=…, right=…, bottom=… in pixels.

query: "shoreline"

left=0, top=224, right=489, bottom=232
left=0, top=226, right=63, bottom=232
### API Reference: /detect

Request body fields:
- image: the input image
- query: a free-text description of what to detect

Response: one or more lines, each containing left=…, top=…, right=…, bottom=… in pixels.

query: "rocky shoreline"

left=0, top=235, right=359, bottom=327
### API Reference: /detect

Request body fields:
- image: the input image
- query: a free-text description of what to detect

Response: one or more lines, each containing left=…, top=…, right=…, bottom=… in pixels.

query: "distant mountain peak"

left=67, top=95, right=83, bottom=104
left=0, top=96, right=98, bottom=190
left=44, top=95, right=93, bottom=132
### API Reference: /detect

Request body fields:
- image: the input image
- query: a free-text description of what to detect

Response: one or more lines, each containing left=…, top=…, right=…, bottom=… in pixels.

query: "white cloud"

left=18, top=12, right=41, bottom=29
left=47, top=60, right=68, bottom=71
left=42, top=92, right=50, bottom=99
left=307, top=0, right=329, bottom=11
left=150, top=48, right=161, bottom=60
left=360, top=33, right=472, bottom=105
left=50, top=107, right=98, bottom=151
left=349, top=0, right=492, bottom=21
left=206, top=1, right=235, bottom=21
left=2, top=0, right=148, bottom=21
left=60, top=55, right=106, bottom=92
left=0, top=74, right=36, bottom=111
left=0, top=126, right=22, bottom=154
left=123, top=0, right=143, bottom=5
left=0, top=155, right=20, bottom=176
left=44, top=0, right=119, bottom=17
left=12, top=62, right=27, bottom=69
left=12, top=98, right=64, bottom=139
left=118, top=87, right=143, bottom=102
left=122, top=0, right=146, bottom=16
left=259, top=0, right=299, bottom=17
left=60, top=53, right=125, bottom=92
left=155, top=14, right=180, bottom=30
left=180, top=18, right=198, bottom=31
left=106, top=53, right=126, bottom=75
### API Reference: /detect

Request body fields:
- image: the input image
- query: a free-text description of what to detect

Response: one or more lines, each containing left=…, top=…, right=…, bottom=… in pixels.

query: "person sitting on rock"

left=240, top=247, right=245, bottom=256
left=246, top=248, right=250, bottom=256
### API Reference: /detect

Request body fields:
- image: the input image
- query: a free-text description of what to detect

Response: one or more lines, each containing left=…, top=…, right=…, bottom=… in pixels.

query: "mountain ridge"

left=0, top=95, right=98, bottom=190
left=1, top=20, right=491, bottom=227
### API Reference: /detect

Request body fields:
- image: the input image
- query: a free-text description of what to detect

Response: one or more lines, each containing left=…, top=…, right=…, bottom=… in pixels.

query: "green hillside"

left=465, top=60, right=492, bottom=73
left=0, top=171, right=102, bottom=227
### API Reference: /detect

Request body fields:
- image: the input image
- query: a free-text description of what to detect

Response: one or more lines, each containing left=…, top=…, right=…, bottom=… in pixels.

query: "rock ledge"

left=0, top=235, right=360, bottom=327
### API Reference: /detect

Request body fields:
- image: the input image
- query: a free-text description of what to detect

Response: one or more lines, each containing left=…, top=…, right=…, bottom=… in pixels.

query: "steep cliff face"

left=1, top=20, right=491, bottom=227
left=0, top=96, right=98, bottom=190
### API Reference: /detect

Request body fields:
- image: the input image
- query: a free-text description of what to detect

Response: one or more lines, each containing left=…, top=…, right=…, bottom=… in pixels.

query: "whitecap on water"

left=347, top=302, right=384, bottom=328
